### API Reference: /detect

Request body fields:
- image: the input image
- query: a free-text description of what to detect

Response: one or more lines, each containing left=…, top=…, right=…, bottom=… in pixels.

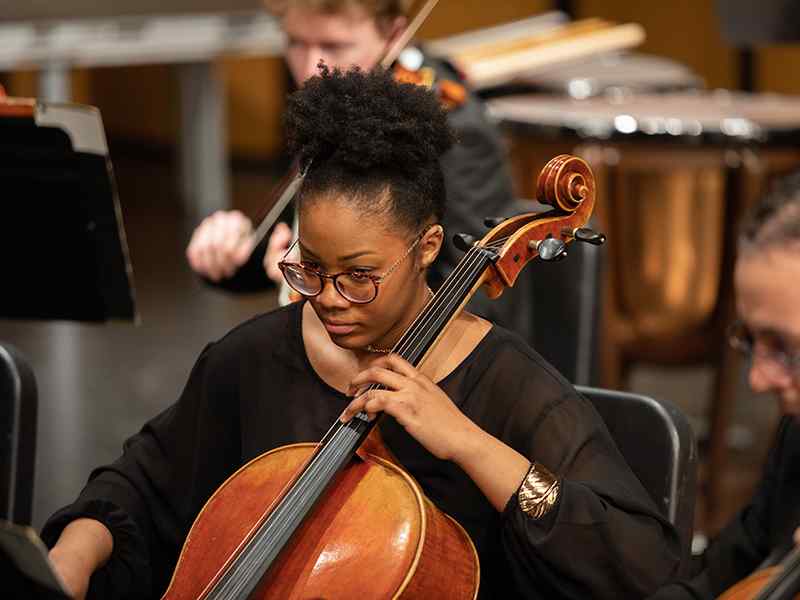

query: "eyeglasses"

left=728, top=320, right=800, bottom=375
left=277, top=230, right=428, bottom=304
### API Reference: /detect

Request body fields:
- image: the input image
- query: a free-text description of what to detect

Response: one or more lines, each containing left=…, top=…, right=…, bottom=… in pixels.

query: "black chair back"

left=0, top=343, right=37, bottom=525
left=576, top=385, right=697, bottom=576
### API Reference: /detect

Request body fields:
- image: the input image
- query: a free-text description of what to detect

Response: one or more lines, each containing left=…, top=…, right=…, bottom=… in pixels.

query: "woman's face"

left=735, top=245, right=800, bottom=416
left=294, top=196, right=439, bottom=351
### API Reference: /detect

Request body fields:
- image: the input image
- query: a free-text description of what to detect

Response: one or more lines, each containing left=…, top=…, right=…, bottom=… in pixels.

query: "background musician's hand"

left=265, top=222, right=293, bottom=284
left=795, top=527, right=800, bottom=546
left=186, top=210, right=255, bottom=282
left=341, top=354, right=481, bottom=461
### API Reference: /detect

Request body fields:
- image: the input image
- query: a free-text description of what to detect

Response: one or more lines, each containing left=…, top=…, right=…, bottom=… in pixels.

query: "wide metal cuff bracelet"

left=517, top=462, right=561, bottom=520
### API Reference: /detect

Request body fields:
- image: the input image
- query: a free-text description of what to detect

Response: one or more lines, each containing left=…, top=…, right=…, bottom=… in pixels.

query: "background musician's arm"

left=649, top=417, right=796, bottom=600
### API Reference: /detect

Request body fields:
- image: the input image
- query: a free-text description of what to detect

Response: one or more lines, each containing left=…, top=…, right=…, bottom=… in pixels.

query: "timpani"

left=489, top=90, right=800, bottom=531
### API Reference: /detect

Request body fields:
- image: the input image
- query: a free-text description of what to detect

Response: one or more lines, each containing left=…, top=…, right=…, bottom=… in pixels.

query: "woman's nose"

left=316, top=278, right=349, bottom=309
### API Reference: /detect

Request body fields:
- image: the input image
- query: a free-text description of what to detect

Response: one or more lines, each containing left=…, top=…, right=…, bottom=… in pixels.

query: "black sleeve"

left=481, top=344, right=682, bottom=598
left=648, top=419, right=792, bottom=600
left=40, top=343, right=242, bottom=599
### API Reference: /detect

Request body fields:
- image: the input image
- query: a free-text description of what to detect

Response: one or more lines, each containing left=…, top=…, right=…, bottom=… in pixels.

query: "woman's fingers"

left=340, top=389, right=390, bottom=422
left=348, top=366, right=407, bottom=394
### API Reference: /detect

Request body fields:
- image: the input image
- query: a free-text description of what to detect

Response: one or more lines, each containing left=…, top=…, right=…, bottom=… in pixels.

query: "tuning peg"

left=453, top=233, right=477, bottom=252
left=484, top=217, right=505, bottom=228
left=535, top=238, right=568, bottom=261
left=573, top=227, right=606, bottom=245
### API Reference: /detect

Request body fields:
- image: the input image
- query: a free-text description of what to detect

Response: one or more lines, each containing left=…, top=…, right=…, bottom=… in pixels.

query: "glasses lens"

left=336, top=273, right=377, bottom=303
left=283, top=264, right=322, bottom=296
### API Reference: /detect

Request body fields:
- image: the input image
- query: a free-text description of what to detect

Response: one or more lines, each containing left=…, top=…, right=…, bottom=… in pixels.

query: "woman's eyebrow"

left=298, top=242, right=376, bottom=263
left=338, top=250, right=376, bottom=261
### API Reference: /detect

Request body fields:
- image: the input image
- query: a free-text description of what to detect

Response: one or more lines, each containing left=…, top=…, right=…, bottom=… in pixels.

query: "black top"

left=651, top=416, right=800, bottom=599
left=212, top=50, right=532, bottom=337
left=41, top=302, right=680, bottom=599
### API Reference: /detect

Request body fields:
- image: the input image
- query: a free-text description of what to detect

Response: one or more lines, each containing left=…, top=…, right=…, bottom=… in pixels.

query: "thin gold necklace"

left=365, top=287, right=434, bottom=354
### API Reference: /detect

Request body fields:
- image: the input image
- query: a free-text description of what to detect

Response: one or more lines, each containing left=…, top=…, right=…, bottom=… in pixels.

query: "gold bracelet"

left=517, top=462, right=561, bottom=520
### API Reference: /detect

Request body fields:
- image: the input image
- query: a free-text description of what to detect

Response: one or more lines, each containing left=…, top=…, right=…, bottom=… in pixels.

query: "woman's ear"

left=418, top=224, right=443, bottom=270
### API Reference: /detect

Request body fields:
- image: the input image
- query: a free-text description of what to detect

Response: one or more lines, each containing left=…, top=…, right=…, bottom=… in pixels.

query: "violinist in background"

left=185, top=0, right=532, bottom=337
left=651, top=172, right=800, bottom=599
left=43, top=66, right=679, bottom=600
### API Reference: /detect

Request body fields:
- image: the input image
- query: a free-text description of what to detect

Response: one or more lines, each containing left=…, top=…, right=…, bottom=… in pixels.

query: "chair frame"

left=576, top=385, right=698, bottom=576
left=0, top=343, right=37, bottom=525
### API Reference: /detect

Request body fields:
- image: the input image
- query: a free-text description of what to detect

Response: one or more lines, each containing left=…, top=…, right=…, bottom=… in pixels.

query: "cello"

left=160, top=154, right=600, bottom=599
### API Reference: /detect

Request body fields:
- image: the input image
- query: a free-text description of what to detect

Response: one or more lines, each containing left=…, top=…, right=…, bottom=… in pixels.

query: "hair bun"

left=285, top=64, right=454, bottom=175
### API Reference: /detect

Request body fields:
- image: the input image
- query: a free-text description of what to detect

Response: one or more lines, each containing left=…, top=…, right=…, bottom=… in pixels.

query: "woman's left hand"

left=341, top=353, right=480, bottom=461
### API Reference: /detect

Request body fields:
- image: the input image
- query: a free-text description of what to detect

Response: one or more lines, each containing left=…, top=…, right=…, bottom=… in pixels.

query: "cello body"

left=162, top=443, right=479, bottom=599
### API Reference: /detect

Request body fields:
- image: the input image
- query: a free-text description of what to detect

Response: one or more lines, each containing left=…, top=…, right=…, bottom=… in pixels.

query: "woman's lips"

left=322, top=320, right=357, bottom=336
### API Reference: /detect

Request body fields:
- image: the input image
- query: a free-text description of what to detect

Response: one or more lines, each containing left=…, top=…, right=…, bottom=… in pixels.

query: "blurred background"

left=2, top=0, right=800, bottom=546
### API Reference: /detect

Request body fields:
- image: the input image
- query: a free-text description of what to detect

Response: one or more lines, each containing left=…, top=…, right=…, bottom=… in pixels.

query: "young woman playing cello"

left=42, top=66, right=679, bottom=599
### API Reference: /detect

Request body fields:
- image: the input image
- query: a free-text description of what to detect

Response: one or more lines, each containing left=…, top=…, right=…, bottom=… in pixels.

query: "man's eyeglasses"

left=277, top=229, right=428, bottom=304
left=728, top=320, right=800, bottom=375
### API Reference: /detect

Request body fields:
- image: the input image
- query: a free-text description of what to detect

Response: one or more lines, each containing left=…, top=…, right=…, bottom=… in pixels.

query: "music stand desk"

left=0, top=97, right=136, bottom=322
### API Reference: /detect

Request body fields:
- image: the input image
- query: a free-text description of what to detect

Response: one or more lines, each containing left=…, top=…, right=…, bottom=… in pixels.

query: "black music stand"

left=0, top=98, right=136, bottom=322
left=0, top=96, right=135, bottom=594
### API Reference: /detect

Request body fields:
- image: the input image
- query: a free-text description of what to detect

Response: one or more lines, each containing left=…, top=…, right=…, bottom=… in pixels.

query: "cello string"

left=393, top=247, right=487, bottom=360
left=392, top=245, right=484, bottom=357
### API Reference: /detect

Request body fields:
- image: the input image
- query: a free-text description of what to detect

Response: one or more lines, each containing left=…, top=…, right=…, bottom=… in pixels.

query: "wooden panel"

left=576, top=0, right=737, bottom=90
left=223, top=56, right=288, bottom=159
left=758, top=45, right=800, bottom=94
left=90, top=64, right=177, bottom=147
left=417, top=0, right=550, bottom=39
left=6, top=71, right=38, bottom=98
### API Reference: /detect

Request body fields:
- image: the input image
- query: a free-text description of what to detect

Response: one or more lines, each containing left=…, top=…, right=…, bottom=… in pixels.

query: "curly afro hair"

left=285, top=63, right=455, bottom=233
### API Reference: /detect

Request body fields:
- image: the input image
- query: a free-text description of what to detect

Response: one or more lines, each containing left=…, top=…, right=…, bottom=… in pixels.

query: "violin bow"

left=248, top=0, right=441, bottom=248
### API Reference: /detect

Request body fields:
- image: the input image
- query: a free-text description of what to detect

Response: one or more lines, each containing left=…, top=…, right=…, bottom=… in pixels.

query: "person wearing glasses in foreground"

left=651, top=172, right=800, bottom=599
left=42, top=67, right=679, bottom=600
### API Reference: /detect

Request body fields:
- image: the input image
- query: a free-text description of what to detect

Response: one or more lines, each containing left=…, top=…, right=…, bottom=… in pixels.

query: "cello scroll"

left=478, top=154, right=601, bottom=299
